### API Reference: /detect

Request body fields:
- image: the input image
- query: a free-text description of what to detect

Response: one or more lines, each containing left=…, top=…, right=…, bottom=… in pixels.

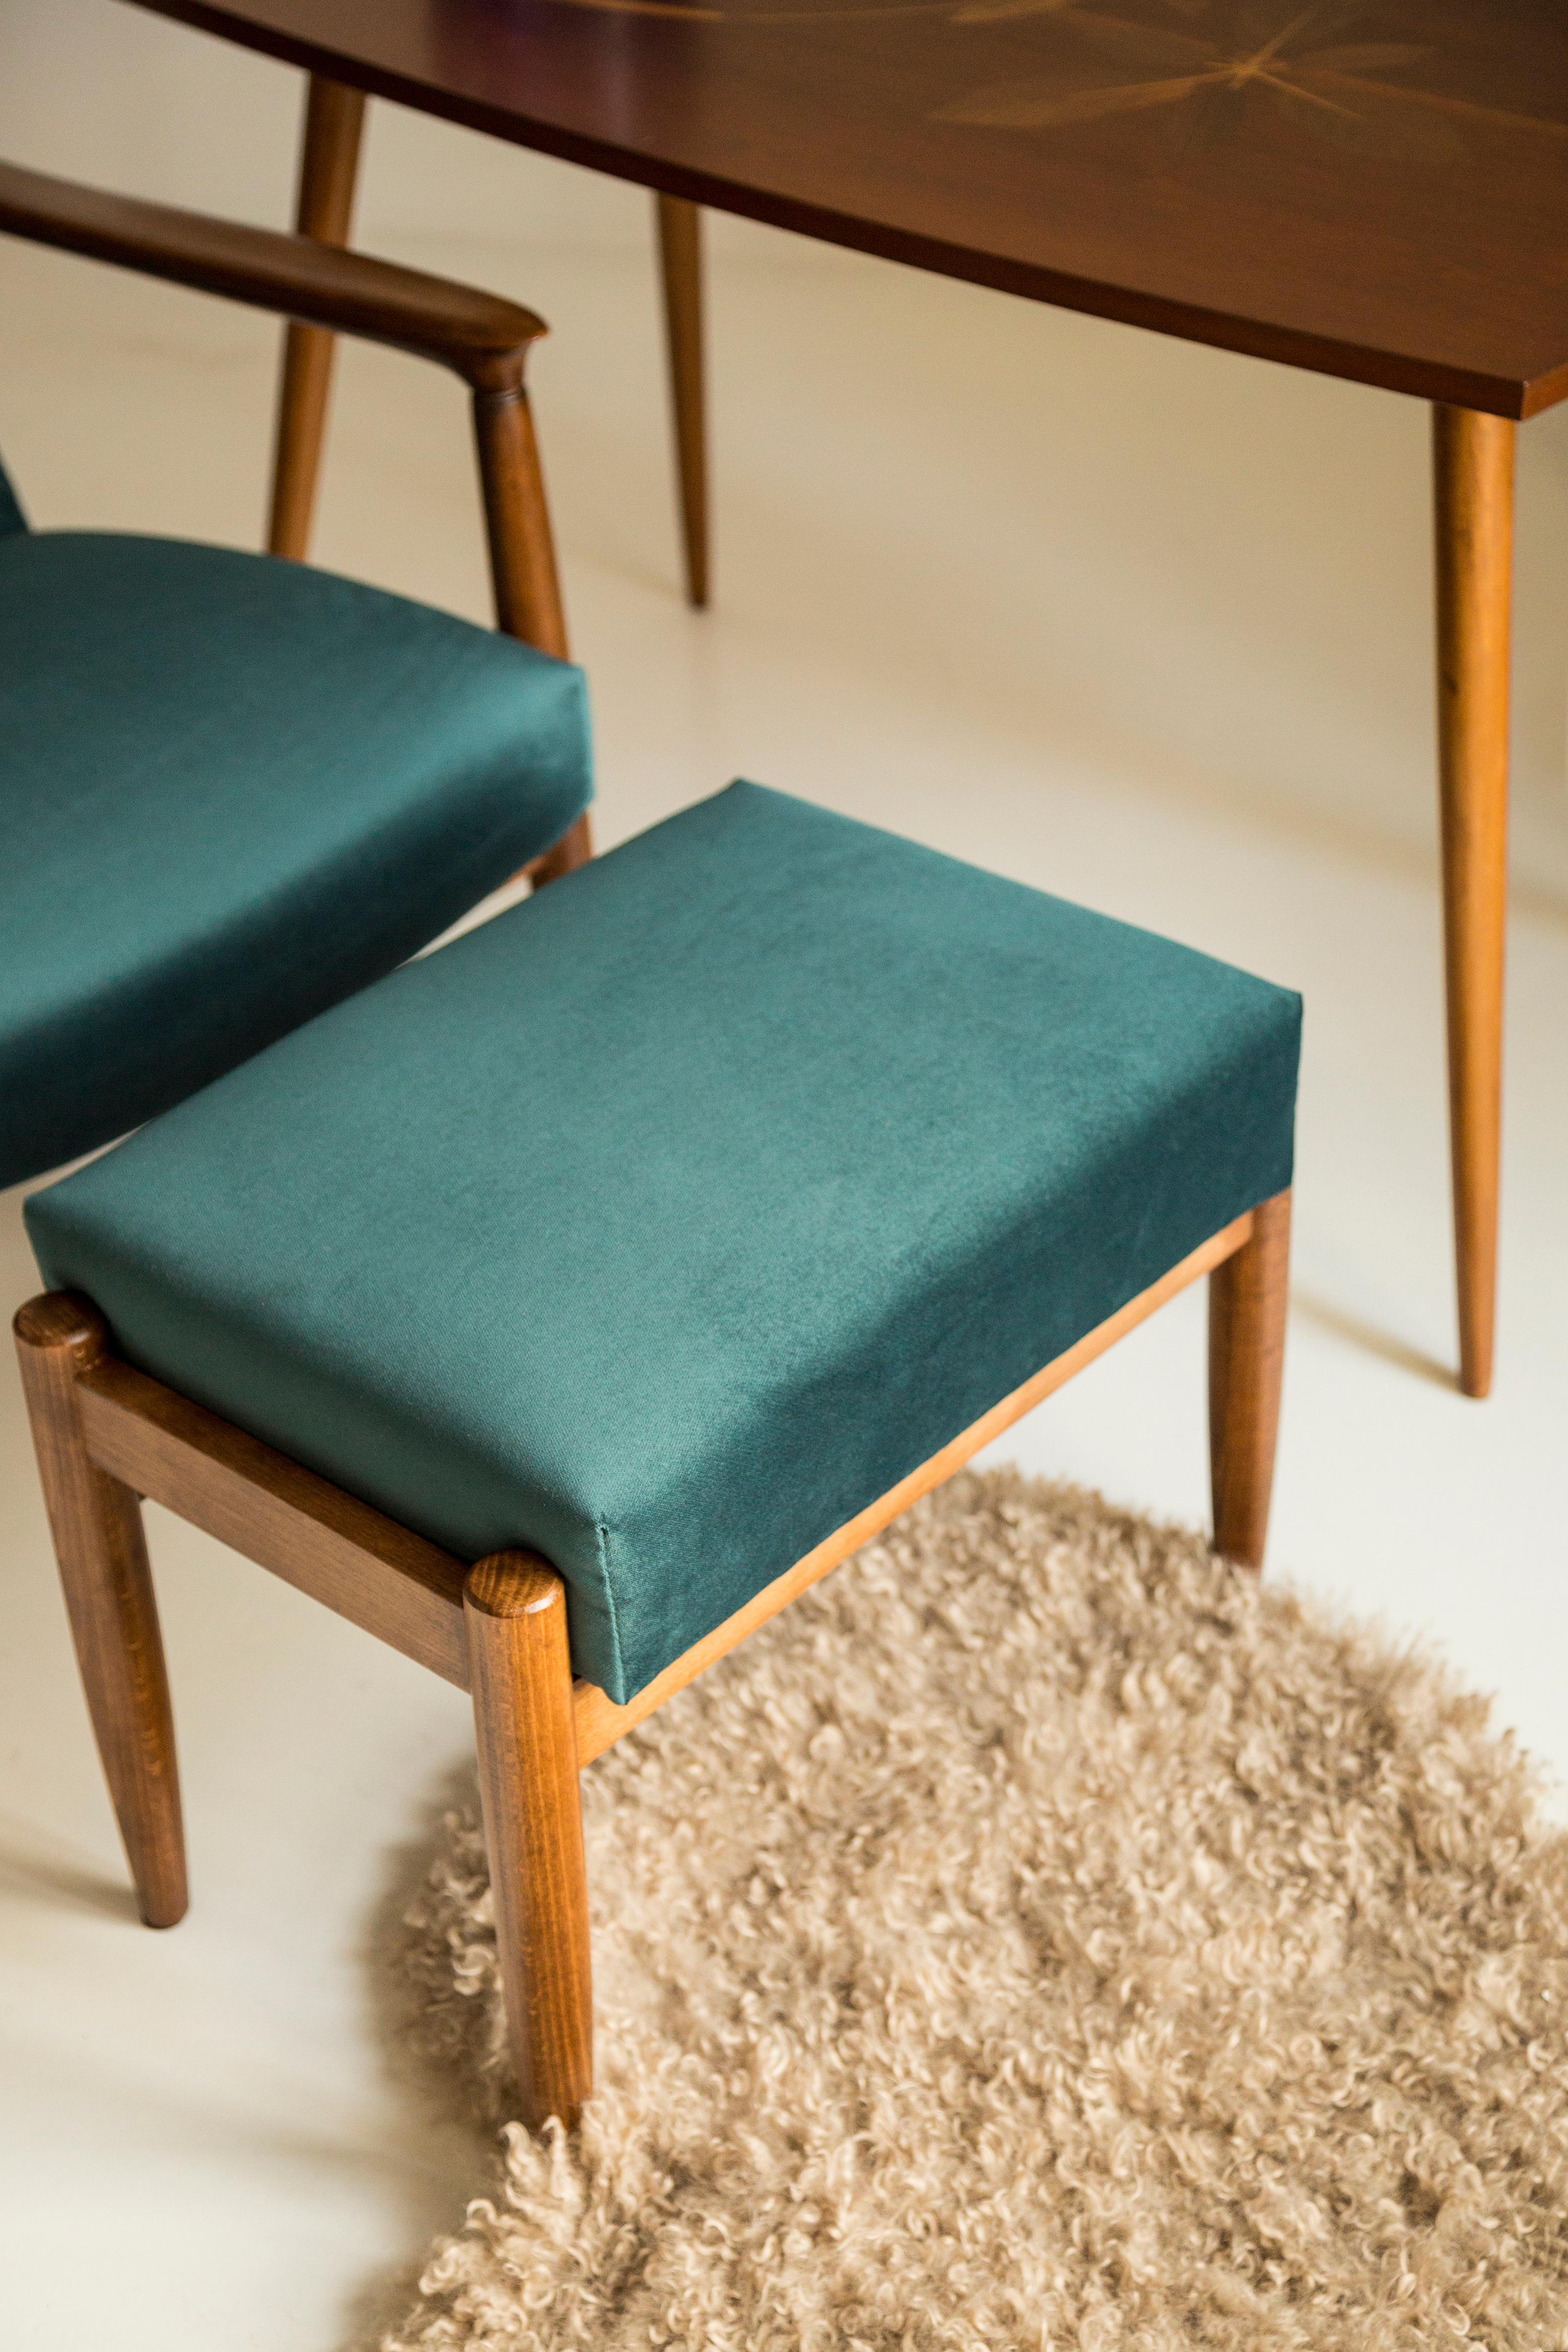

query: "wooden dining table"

left=127, top=0, right=1568, bottom=1398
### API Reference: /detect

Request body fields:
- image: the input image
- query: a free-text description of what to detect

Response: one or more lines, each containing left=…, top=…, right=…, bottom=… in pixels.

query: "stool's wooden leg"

left=13, top=1296, right=187, bottom=1928
left=1433, top=405, right=1515, bottom=1400
left=267, top=75, right=367, bottom=560
left=1208, top=1191, right=1292, bottom=1571
left=654, top=193, right=709, bottom=609
left=465, top=1553, right=592, bottom=2131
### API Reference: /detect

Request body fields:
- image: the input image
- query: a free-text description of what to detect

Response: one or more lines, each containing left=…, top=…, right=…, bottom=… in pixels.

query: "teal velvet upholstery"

left=28, top=782, right=1300, bottom=1705
left=1, top=530, right=591, bottom=1186
left=0, top=453, right=26, bottom=537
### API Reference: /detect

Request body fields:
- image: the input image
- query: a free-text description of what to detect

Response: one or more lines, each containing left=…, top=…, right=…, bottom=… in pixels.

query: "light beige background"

left=2, top=4, right=1565, bottom=2345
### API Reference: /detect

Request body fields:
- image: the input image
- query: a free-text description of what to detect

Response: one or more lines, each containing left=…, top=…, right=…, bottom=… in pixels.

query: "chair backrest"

left=0, top=453, right=26, bottom=537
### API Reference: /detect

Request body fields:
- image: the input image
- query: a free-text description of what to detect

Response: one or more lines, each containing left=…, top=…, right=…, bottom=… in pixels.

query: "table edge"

left=126, top=0, right=1560, bottom=420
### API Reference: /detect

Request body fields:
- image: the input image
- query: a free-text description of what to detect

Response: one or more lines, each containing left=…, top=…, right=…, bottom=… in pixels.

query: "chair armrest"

left=0, top=157, right=571, bottom=666
left=0, top=159, right=545, bottom=391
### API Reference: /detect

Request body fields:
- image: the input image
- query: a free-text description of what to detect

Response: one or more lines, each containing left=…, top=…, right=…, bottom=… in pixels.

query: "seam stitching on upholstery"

left=594, top=1518, right=628, bottom=1702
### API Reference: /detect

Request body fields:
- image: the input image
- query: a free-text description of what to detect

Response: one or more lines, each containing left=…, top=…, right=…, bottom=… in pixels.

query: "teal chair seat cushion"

left=0, top=454, right=25, bottom=538
left=0, top=529, right=592, bottom=1186
left=27, top=783, right=1301, bottom=1705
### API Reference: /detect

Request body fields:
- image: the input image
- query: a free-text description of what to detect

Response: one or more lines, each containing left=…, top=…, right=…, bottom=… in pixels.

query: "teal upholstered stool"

left=0, top=162, right=594, bottom=1191
left=17, top=782, right=1299, bottom=2134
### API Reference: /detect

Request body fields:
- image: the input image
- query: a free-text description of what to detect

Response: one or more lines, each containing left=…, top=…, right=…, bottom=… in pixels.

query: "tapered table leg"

left=654, top=193, right=709, bottom=609
left=267, top=76, right=367, bottom=560
left=1432, top=405, right=1515, bottom=1399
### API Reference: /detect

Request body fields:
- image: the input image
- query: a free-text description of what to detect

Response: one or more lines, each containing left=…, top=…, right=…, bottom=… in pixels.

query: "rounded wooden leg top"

left=14, top=1293, right=188, bottom=1929
left=465, top=1552, right=592, bottom=2131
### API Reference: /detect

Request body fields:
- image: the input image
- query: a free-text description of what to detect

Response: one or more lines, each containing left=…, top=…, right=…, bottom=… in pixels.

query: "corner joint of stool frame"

left=13, top=1290, right=110, bottom=1369
left=465, top=1550, right=567, bottom=1622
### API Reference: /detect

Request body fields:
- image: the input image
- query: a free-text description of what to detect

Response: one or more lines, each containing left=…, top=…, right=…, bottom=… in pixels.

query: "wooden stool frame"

left=15, top=1188, right=1289, bottom=2135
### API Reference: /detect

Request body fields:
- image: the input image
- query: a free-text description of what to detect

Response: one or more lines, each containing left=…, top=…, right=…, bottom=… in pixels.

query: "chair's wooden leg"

left=471, top=384, right=591, bottom=891
left=654, top=193, right=709, bottom=610
left=13, top=1296, right=187, bottom=1928
left=472, top=382, right=570, bottom=659
left=267, top=76, right=367, bottom=560
left=465, top=1552, right=592, bottom=2131
left=1433, top=405, right=1515, bottom=1400
left=1208, top=1190, right=1292, bottom=1571
left=525, top=812, right=595, bottom=889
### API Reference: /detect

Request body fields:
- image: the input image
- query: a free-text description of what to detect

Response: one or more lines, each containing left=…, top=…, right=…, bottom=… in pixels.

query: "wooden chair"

left=16, top=780, right=1298, bottom=2132
left=0, top=158, right=593, bottom=1192
left=270, top=76, right=709, bottom=606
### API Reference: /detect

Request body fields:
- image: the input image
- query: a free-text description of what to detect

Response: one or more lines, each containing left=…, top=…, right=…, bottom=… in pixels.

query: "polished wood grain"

left=77, top=1352, right=471, bottom=1688
left=131, top=0, right=1568, bottom=417
left=1433, top=406, right=1514, bottom=1401
left=466, top=1552, right=593, bottom=2131
left=13, top=1297, right=188, bottom=1929
left=268, top=74, right=366, bottom=559
left=0, top=157, right=546, bottom=387
left=573, top=1203, right=1258, bottom=1764
left=474, top=380, right=571, bottom=655
left=1207, top=1187, right=1291, bottom=1570
left=655, top=192, right=709, bottom=607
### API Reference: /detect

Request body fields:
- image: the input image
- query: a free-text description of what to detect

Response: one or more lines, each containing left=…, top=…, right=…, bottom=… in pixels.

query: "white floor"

left=2, top=140, right=1566, bottom=2351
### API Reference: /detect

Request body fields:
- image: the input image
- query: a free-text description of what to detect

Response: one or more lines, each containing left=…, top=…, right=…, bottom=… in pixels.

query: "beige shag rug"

left=382, top=1472, right=1568, bottom=2350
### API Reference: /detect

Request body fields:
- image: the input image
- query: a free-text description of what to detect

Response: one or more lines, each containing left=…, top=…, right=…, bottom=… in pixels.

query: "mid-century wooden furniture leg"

left=654, top=193, right=709, bottom=609
left=465, top=1552, right=593, bottom=2131
left=471, top=381, right=570, bottom=659
left=267, top=75, right=366, bottom=560
left=1433, top=406, right=1515, bottom=1400
left=1207, top=1188, right=1291, bottom=1570
left=13, top=1297, right=187, bottom=1928
left=470, top=379, right=594, bottom=884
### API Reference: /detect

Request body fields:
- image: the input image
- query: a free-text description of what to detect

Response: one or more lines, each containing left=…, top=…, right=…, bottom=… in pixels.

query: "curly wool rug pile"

left=383, top=1472, right=1568, bottom=2350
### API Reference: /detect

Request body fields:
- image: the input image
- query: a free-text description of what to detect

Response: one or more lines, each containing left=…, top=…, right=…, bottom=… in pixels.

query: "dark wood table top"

left=132, top=0, right=1568, bottom=417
